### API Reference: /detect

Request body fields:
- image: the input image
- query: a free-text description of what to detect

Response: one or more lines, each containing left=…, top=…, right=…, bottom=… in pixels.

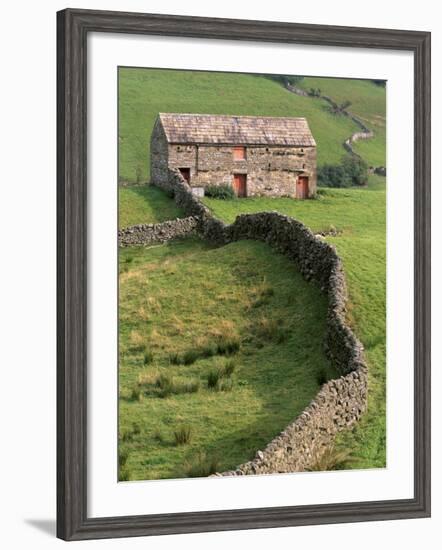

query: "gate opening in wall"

left=179, top=168, right=190, bottom=183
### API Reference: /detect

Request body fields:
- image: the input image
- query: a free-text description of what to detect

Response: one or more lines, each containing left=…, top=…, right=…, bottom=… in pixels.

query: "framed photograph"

left=57, top=8, right=431, bottom=541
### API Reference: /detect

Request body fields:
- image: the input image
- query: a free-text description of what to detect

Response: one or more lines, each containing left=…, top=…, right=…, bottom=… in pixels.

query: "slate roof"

left=157, top=113, right=316, bottom=147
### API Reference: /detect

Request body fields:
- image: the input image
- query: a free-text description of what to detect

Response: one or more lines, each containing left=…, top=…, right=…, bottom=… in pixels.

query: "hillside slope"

left=298, top=77, right=386, bottom=167
left=118, top=68, right=361, bottom=183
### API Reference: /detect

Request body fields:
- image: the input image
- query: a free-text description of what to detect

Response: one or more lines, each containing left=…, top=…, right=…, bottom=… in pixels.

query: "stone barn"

left=150, top=113, right=317, bottom=199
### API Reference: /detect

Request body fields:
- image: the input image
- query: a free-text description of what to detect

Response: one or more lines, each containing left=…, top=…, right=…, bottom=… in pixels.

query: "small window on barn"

left=233, top=146, right=246, bottom=161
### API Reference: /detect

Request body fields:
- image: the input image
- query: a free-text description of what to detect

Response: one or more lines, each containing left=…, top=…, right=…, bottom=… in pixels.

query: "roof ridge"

left=159, top=112, right=307, bottom=120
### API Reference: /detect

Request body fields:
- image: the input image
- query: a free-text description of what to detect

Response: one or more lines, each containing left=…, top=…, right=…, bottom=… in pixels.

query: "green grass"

left=202, top=174, right=386, bottom=469
left=119, top=185, right=184, bottom=228
left=298, top=77, right=386, bottom=167
left=119, top=237, right=336, bottom=480
left=118, top=68, right=362, bottom=183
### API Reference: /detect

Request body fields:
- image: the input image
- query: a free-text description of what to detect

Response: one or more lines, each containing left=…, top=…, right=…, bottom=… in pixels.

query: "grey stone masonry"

left=118, top=217, right=198, bottom=247
left=150, top=113, right=317, bottom=198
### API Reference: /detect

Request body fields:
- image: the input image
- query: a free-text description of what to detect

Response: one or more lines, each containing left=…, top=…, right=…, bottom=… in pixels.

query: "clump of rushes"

left=182, top=349, right=199, bottom=365
left=174, top=424, right=193, bottom=445
left=184, top=452, right=220, bottom=478
left=250, top=279, right=275, bottom=308
left=223, top=359, right=236, bottom=378
left=130, top=385, right=142, bottom=402
left=169, top=352, right=183, bottom=365
left=119, top=467, right=131, bottom=481
left=207, top=360, right=237, bottom=390
left=154, top=373, right=200, bottom=398
left=216, top=335, right=240, bottom=356
left=207, top=368, right=222, bottom=390
left=118, top=446, right=129, bottom=469
left=218, top=378, right=234, bottom=392
left=143, top=350, right=154, bottom=365
left=306, top=447, right=356, bottom=472
left=181, top=380, right=200, bottom=394
left=253, top=316, right=288, bottom=344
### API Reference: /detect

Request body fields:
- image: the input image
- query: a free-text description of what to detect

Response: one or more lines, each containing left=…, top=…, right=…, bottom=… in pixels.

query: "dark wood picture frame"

left=57, top=8, right=431, bottom=541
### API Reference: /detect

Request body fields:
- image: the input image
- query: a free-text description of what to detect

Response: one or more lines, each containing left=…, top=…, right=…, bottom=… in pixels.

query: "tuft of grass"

left=143, top=350, right=154, bottom=365
left=174, top=425, right=193, bottom=446
left=154, top=373, right=200, bottom=398
left=130, top=385, right=142, bottom=402
left=153, top=428, right=164, bottom=443
left=119, top=467, right=131, bottom=481
left=169, top=352, right=183, bottom=365
left=207, top=360, right=237, bottom=391
left=252, top=316, right=288, bottom=344
left=129, top=330, right=146, bottom=353
left=218, top=378, right=234, bottom=392
left=119, top=447, right=129, bottom=468
left=182, top=349, right=200, bottom=365
left=207, top=368, right=222, bottom=390
left=183, top=452, right=220, bottom=478
left=249, top=279, right=275, bottom=308
left=223, top=359, right=236, bottom=378
left=216, top=335, right=240, bottom=356
left=307, top=447, right=356, bottom=472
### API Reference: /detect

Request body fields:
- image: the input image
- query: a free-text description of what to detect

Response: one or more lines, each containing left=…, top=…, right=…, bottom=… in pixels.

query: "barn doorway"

left=296, top=176, right=309, bottom=199
left=233, top=174, right=247, bottom=197
left=179, top=168, right=191, bottom=183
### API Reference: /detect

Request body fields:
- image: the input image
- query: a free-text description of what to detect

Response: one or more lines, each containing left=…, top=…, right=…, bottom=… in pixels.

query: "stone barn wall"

left=150, top=120, right=317, bottom=197
left=150, top=120, right=170, bottom=186
left=149, top=169, right=368, bottom=474
left=166, top=144, right=317, bottom=198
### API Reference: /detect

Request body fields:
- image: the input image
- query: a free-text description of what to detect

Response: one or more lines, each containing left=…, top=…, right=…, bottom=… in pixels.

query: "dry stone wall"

left=118, top=217, right=198, bottom=247
left=152, top=169, right=368, bottom=473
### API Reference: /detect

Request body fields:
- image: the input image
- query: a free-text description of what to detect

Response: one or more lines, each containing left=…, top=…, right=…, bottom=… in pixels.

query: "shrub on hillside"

left=205, top=184, right=236, bottom=200
left=318, top=156, right=368, bottom=188
left=318, top=164, right=352, bottom=188
left=341, top=155, right=369, bottom=186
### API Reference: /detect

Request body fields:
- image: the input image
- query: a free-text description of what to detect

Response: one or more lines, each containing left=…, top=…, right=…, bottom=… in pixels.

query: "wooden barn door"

left=296, top=176, right=309, bottom=199
left=233, top=174, right=247, bottom=197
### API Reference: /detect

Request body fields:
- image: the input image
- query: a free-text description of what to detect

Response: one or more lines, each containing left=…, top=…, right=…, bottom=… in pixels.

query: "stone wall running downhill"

left=118, top=217, right=198, bottom=247
left=149, top=169, right=368, bottom=474
left=286, top=83, right=384, bottom=174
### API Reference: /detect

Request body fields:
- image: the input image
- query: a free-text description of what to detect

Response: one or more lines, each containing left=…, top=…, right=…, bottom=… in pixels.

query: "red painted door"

left=233, top=174, right=247, bottom=197
left=296, top=176, right=309, bottom=199
left=179, top=168, right=190, bottom=183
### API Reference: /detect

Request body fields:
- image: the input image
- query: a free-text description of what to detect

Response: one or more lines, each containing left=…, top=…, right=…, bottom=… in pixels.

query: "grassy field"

left=119, top=238, right=336, bottom=480
left=298, top=77, right=386, bottom=167
left=202, top=174, right=386, bottom=469
left=119, top=185, right=184, bottom=228
left=118, top=67, right=387, bottom=475
left=118, top=68, right=362, bottom=183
